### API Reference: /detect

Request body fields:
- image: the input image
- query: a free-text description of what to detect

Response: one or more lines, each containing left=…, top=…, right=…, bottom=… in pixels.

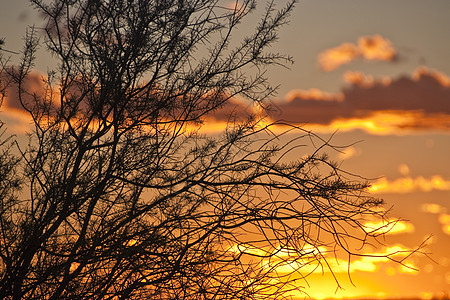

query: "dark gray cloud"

left=270, top=68, right=450, bottom=129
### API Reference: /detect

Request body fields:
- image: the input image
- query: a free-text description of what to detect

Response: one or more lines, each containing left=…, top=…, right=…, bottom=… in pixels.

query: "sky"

left=1, top=0, right=450, bottom=299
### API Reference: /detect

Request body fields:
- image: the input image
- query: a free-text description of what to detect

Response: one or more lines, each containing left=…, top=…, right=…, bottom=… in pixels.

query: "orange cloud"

left=2, top=71, right=48, bottom=111
left=343, top=70, right=392, bottom=87
left=357, top=35, right=396, bottom=61
left=266, top=243, right=417, bottom=277
left=285, top=88, right=344, bottom=102
left=338, top=146, right=360, bottom=160
left=368, top=175, right=450, bottom=193
left=318, top=43, right=360, bottom=71
left=398, top=164, right=410, bottom=177
left=343, top=70, right=375, bottom=86
left=420, top=204, right=450, bottom=235
left=0, top=107, right=33, bottom=134
left=438, top=214, right=450, bottom=236
left=421, top=203, right=447, bottom=214
left=318, top=35, right=396, bottom=71
left=413, top=66, right=450, bottom=87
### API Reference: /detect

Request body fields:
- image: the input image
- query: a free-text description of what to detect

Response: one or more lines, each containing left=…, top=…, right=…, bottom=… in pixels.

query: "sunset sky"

left=1, top=0, right=450, bottom=299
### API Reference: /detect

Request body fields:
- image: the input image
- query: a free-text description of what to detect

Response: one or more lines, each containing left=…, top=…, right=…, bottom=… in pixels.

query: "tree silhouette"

left=0, top=0, right=417, bottom=299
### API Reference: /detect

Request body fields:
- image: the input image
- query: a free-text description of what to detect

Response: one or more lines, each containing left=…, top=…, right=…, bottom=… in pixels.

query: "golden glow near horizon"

left=226, top=239, right=423, bottom=300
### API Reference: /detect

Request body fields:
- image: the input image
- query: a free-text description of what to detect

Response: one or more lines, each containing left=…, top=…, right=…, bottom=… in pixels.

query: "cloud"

left=357, top=35, right=396, bottom=61
left=318, top=35, right=396, bottom=71
left=421, top=203, right=447, bottom=214
left=413, top=66, right=450, bottom=87
left=338, top=146, right=360, bottom=160
left=203, top=98, right=256, bottom=123
left=0, top=70, right=257, bottom=134
left=439, top=214, right=450, bottom=235
left=285, top=88, right=344, bottom=102
left=368, top=175, right=450, bottom=193
left=398, top=164, right=410, bottom=177
left=343, top=70, right=376, bottom=86
left=5, top=66, right=450, bottom=136
left=343, top=70, right=393, bottom=87
left=421, top=204, right=450, bottom=235
left=271, top=67, right=450, bottom=133
left=0, top=108, right=33, bottom=134
left=318, top=43, right=360, bottom=72
left=2, top=71, right=47, bottom=111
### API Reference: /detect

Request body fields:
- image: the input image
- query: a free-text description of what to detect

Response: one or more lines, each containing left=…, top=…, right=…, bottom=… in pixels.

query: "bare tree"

left=0, top=0, right=418, bottom=299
